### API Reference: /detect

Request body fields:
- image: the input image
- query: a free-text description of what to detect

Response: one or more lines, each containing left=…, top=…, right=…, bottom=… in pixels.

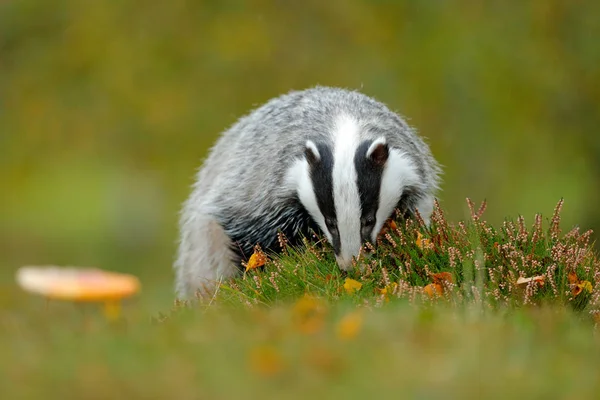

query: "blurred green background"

left=1, top=0, right=599, bottom=306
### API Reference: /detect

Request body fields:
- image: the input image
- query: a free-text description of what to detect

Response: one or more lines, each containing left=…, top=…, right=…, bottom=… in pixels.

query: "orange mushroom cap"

left=16, top=266, right=141, bottom=302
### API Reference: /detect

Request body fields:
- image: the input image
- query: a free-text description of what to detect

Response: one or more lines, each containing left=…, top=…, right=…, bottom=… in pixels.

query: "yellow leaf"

left=336, top=311, right=363, bottom=340
left=567, top=271, right=593, bottom=297
left=573, top=280, right=593, bottom=297
left=343, top=278, right=362, bottom=294
left=423, top=283, right=443, bottom=298
left=245, top=248, right=267, bottom=271
left=248, top=345, right=284, bottom=377
left=378, top=282, right=398, bottom=302
left=292, top=294, right=327, bottom=334
left=416, top=232, right=432, bottom=250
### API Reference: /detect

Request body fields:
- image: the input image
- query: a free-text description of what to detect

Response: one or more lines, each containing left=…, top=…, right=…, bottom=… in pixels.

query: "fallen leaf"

left=581, top=281, right=593, bottom=293
left=431, top=272, right=454, bottom=285
left=422, top=273, right=453, bottom=299
left=378, top=282, right=398, bottom=295
left=378, top=218, right=398, bottom=237
left=336, top=310, right=363, bottom=340
left=516, top=275, right=545, bottom=286
left=292, top=294, right=327, bottom=334
left=245, top=247, right=267, bottom=271
left=572, top=280, right=593, bottom=297
left=305, top=346, right=343, bottom=375
left=567, top=271, right=594, bottom=297
left=568, top=271, right=579, bottom=285
left=248, top=345, right=285, bottom=377
left=416, top=232, right=433, bottom=250
left=423, top=283, right=443, bottom=298
left=343, top=278, right=362, bottom=294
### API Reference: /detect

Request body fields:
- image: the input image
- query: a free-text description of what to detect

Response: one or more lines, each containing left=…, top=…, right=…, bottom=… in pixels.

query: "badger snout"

left=335, top=254, right=355, bottom=271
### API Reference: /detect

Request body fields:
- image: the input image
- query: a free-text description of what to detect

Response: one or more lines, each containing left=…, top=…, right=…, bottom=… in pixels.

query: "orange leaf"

left=248, top=345, right=285, bottom=377
left=568, top=271, right=579, bottom=285
left=416, top=232, right=432, bottom=250
left=378, top=218, right=398, bottom=237
left=305, top=346, right=343, bottom=375
left=431, top=272, right=454, bottom=285
left=566, top=271, right=593, bottom=297
left=292, top=294, right=327, bottom=334
left=245, top=248, right=267, bottom=271
left=572, top=280, right=593, bottom=297
left=423, top=283, right=443, bottom=298
left=343, top=278, right=362, bottom=294
left=336, top=310, right=363, bottom=340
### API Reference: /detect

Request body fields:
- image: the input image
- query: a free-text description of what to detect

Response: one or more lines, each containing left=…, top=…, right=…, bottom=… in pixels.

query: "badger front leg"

left=174, top=215, right=239, bottom=299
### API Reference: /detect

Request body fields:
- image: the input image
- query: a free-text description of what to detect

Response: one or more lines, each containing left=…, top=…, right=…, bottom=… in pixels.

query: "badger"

left=174, top=86, right=441, bottom=299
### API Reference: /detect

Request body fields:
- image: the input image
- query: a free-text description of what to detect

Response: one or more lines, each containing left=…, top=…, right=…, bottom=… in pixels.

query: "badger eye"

left=364, top=217, right=375, bottom=227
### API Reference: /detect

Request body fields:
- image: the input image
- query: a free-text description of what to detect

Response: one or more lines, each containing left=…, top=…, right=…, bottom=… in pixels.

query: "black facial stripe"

left=354, top=141, right=385, bottom=241
left=307, top=143, right=340, bottom=253
left=396, top=185, right=423, bottom=219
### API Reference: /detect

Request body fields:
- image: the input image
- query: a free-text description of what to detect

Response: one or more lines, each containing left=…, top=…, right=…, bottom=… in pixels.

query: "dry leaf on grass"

left=292, top=294, right=327, bottom=334
left=336, top=310, right=364, bottom=340
left=568, top=271, right=593, bottom=297
left=416, top=232, right=433, bottom=250
left=244, top=246, right=267, bottom=272
left=516, top=275, right=545, bottom=286
left=423, top=272, right=453, bottom=298
left=248, top=345, right=285, bottom=377
left=343, top=278, right=362, bottom=294
left=378, top=282, right=398, bottom=302
left=423, top=283, right=443, bottom=298
left=431, top=272, right=454, bottom=285
left=378, top=218, right=398, bottom=237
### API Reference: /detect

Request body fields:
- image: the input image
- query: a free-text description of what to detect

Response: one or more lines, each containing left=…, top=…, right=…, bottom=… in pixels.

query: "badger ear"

left=305, top=140, right=321, bottom=166
left=366, top=137, right=389, bottom=167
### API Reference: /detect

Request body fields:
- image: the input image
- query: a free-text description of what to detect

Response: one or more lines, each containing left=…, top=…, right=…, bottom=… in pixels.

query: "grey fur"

left=174, top=86, right=442, bottom=299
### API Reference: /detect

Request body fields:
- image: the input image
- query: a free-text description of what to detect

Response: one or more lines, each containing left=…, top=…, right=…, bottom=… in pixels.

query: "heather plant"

left=183, top=199, right=600, bottom=320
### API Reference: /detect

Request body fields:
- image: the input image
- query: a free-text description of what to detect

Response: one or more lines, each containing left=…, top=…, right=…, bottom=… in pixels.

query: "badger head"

left=288, top=115, right=432, bottom=271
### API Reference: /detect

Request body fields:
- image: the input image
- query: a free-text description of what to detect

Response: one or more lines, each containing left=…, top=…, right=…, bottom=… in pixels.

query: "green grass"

left=3, top=199, right=600, bottom=399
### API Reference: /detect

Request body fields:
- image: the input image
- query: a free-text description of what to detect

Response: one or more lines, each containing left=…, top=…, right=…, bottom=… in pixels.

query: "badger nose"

left=335, top=255, right=355, bottom=271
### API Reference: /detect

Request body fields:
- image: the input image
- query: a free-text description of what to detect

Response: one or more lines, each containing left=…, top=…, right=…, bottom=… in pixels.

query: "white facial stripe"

left=285, top=159, right=332, bottom=243
left=331, top=114, right=362, bottom=267
left=372, top=149, right=421, bottom=242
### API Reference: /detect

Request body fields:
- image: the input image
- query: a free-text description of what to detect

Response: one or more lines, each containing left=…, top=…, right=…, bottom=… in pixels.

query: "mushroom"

left=16, top=266, right=141, bottom=321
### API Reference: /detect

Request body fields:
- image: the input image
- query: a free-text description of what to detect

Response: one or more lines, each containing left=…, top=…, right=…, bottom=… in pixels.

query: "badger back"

left=184, top=86, right=439, bottom=265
